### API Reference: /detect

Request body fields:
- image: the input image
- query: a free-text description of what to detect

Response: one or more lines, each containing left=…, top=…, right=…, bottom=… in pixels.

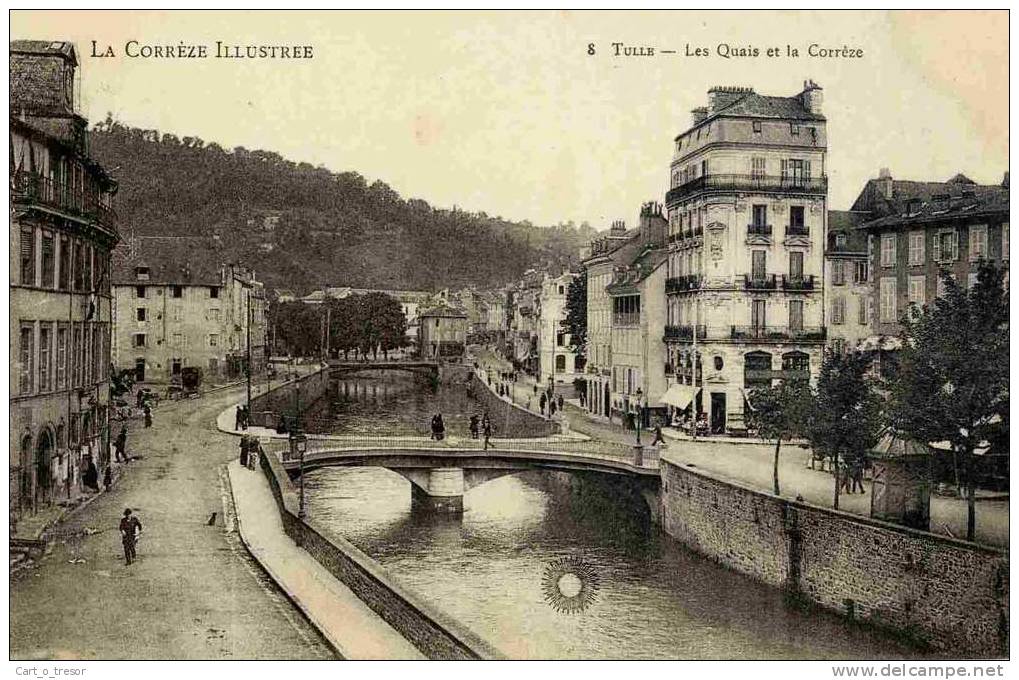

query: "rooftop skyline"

left=10, top=10, right=1008, bottom=229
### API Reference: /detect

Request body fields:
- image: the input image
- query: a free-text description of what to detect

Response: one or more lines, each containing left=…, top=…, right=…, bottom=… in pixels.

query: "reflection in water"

left=306, top=467, right=931, bottom=660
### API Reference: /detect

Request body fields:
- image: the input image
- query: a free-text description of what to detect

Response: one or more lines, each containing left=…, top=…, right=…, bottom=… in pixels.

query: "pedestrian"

left=549, top=398, right=557, bottom=418
left=83, top=456, right=100, bottom=493
left=483, top=418, right=493, bottom=451
left=851, top=456, right=866, bottom=494
left=114, top=426, right=128, bottom=463
left=651, top=424, right=666, bottom=446
left=248, top=440, right=260, bottom=470
left=557, top=393, right=564, bottom=411
left=239, top=436, right=249, bottom=467
left=539, top=392, right=547, bottom=415
left=533, top=384, right=538, bottom=395
left=119, top=508, right=143, bottom=566
left=839, top=461, right=854, bottom=494
left=241, top=405, right=250, bottom=431
left=235, top=404, right=244, bottom=431
left=143, top=404, right=152, bottom=429
left=103, top=465, right=112, bottom=491
left=469, top=415, right=480, bottom=440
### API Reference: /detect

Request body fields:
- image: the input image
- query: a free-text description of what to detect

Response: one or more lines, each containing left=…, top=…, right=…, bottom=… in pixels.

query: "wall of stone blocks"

left=463, top=372, right=561, bottom=438
left=660, top=458, right=1008, bottom=657
left=248, top=368, right=330, bottom=428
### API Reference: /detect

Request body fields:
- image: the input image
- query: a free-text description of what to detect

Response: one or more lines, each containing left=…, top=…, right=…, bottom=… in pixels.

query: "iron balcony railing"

left=666, top=274, right=702, bottom=294
left=730, top=325, right=827, bottom=342
left=747, top=223, right=773, bottom=236
left=612, top=313, right=640, bottom=327
left=666, top=173, right=828, bottom=205
left=743, top=274, right=778, bottom=290
left=786, top=224, right=809, bottom=237
left=664, top=324, right=707, bottom=341
left=744, top=368, right=811, bottom=383
left=781, top=275, right=816, bottom=291
left=11, top=170, right=118, bottom=231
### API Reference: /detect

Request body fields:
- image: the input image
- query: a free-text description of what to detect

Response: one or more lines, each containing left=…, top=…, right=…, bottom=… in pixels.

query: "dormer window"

left=752, top=121, right=762, bottom=134
left=135, top=266, right=150, bottom=281
left=790, top=123, right=801, bottom=135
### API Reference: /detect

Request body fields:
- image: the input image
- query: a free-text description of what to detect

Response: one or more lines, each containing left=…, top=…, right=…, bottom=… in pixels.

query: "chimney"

left=878, top=168, right=893, bottom=200
left=610, top=219, right=626, bottom=234
left=707, top=86, right=753, bottom=113
left=691, top=106, right=709, bottom=126
left=800, top=79, right=823, bottom=114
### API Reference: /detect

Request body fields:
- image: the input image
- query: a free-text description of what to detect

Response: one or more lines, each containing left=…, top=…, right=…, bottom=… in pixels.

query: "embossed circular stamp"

left=542, top=556, right=600, bottom=614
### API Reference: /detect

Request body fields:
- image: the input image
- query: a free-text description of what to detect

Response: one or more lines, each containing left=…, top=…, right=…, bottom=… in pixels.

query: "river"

left=303, top=370, right=930, bottom=659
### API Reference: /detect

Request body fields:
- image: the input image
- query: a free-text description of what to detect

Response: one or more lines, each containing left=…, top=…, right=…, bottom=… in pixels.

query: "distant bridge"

left=264, top=435, right=660, bottom=516
left=326, top=360, right=441, bottom=378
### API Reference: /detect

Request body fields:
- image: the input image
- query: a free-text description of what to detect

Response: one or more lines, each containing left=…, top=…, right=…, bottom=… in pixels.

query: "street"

left=9, top=386, right=333, bottom=660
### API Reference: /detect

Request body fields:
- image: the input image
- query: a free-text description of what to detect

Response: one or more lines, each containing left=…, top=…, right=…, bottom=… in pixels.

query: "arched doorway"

left=19, top=433, right=33, bottom=514
left=35, top=429, right=55, bottom=508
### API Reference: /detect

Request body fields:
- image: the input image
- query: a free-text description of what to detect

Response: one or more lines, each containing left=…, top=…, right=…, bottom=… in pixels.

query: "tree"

left=562, top=271, right=588, bottom=358
left=746, top=378, right=811, bottom=496
left=274, top=302, right=321, bottom=357
left=887, top=262, right=1009, bottom=541
left=806, top=350, right=883, bottom=510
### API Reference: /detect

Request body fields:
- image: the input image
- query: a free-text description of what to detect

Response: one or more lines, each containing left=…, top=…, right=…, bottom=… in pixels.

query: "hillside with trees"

left=90, top=116, right=596, bottom=294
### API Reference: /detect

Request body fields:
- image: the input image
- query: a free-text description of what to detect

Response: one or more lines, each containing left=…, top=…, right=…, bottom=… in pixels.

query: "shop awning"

left=659, top=384, right=699, bottom=409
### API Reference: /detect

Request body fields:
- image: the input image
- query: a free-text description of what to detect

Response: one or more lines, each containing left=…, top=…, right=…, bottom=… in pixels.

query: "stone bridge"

left=326, top=360, right=441, bottom=378
left=264, top=435, right=661, bottom=517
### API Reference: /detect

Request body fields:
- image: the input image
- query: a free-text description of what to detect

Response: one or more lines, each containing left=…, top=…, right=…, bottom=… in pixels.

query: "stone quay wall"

left=660, top=457, right=1008, bottom=658
left=462, top=371, right=561, bottom=438
left=249, top=367, right=330, bottom=429
left=258, top=449, right=502, bottom=660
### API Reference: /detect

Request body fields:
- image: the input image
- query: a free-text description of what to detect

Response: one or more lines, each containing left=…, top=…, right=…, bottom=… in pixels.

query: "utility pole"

left=692, top=298, right=699, bottom=441
left=246, top=290, right=252, bottom=409
left=324, top=306, right=331, bottom=360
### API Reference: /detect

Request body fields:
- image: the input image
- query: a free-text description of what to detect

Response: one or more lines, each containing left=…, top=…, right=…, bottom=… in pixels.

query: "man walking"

left=143, top=404, right=153, bottom=429
left=114, top=426, right=128, bottom=463
left=119, top=508, right=143, bottom=566
left=482, top=418, right=493, bottom=451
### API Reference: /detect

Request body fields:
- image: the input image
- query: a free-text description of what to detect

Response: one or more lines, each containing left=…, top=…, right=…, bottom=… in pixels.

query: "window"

left=56, top=326, right=68, bottom=389
left=751, top=250, right=767, bottom=279
left=881, top=234, right=896, bottom=267
left=558, top=285, right=564, bottom=295
left=72, top=325, right=82, bottom=387
left=879, top=277, right=897, bottom=322
left=136, top=308, right=147, bottom=322
left=968, top=272, right=979, bottom=289
left=700, top=159, right=709, bottom=177
left=58, top=236, right=71, bottom=291
left=133, top=333, right=146, bottom=348
left=20, top=227, right=35, bottom=285
left=789, top=300, right=804, bottom=330
left=171, top=333, right=183, bottom=348
left=789, top=206, right=805, bottom=229
left=789, top=251, right=804, bottom=279
left=933, top=230, right=958, bottom=262
left=783, top=159, right=810, bottom=182
left=136, top=285, right=147, bottom=299
left=936, top=275, right=952, bottom=298
left=752, top=204, right=767, bottom=227
left=905, top=231, right=924, bottom=266
left=835, top=233, right=847, bottom=249
left=207, top=308, right=221, bottom=322
left=790, top=123, right=800, bottom=135
left=854, top=261, right=869, bottom=284
left=171, top=285, right=183, bottom=298
left=72, top=242, right=84, bottom=291
left=39, top=326, right=51, bottom=392
left=908, top=275, right=926, bottom=311
left=857, top=295, right=868, bottom=325
left=969, top=225, right=988, bottom=261
left=20, top=324, right=35, bottom=394
left=714, top=356, right=724, bottom=371
left=555, top=355, right=566, bottom=373
left=1003, top=223, right=1009, bottom=261
left=209, top=334, right=219, bottom=347
left=750, top=157, right=766, bottom=177
left=172, top=306, right=184, bottom=322
left=556, top=332, right=565, bottom=347
left=751, top=299, right=767, bottom=329
left=782, top=351, right=809, bottom=372
left=135, top=266, right=150, bottom=281
left=831, top=297, right=845, bottom=325
left=82, top=245, right=92, bottom=292
left=41, top=233, right=55, bottom=288
left=209, top=287, right=220, bottom=299
left=832, top=260, right=845, bottom=286
left=752, top=120, right=762, bottom=133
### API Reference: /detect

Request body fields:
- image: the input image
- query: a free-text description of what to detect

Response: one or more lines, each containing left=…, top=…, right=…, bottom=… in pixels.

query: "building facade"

left=111, top=237, right=267, bottom=384
left=663, top=83, right=828, bottom=434
left=10, top=40, right=120, bottom=515
left=825, top=210, right=871, bottom=350
left=853, top=171, right=1009, bottom=338
left=537, top=271, right=583, bottom=386
left=417, top=305, right=468, bottom=361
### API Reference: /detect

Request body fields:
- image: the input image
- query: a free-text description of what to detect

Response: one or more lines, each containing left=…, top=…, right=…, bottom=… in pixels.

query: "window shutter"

left=781, top=160, right=789, bottom=179
left=804, top=160, right=812, bottom=178
left=933, top=234, right=941, bottom=262
left=951, top=231, right=959, bottom=261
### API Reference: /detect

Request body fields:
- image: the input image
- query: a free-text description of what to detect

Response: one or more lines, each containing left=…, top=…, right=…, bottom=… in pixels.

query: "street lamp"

left=635, top=387, right=644, bottom=445
left=292, top=431, right=308, bottom=520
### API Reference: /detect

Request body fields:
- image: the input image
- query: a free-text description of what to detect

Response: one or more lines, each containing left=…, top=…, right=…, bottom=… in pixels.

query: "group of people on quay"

left=430, top=411, right=495, bottom=449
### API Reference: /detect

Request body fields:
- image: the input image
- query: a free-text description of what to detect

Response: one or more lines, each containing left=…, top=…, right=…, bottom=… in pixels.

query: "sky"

left=10, top=10, right=1009, bottom=229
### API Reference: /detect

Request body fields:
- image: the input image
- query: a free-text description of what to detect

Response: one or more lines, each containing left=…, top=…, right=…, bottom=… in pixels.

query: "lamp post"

left=292, top=431, right=308, bottom=520
left=635, top=387, right=644, bottom=445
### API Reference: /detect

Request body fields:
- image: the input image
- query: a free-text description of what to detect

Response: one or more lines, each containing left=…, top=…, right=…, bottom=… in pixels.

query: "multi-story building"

left=417, top=304, right=468, bottom=361
left=537, top=271, right=583, bottom=387
left=111, top=236, right=267, bottom=383
left=662, top=82, right=828, bottom=434
left=10, top=40, right=120, bottom=515
left=825, top=210, right=871, bottom=350
left=508, top=271, right=543, bottom=375
left=853, top=170, right=1009, bottom=338
left=582, top=220, right=634, bottom=418
left=606, top=203, right=669, bottom=426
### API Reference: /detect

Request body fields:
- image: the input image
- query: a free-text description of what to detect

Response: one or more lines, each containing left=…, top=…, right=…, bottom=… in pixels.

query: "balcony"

left=731, top=325, right=827, bottom=343
left=744, top=369, right=811, bottom=383
left=666, top=274, right=702, bottom=294
left=743, top=274, right=778, bottom=290
left=786, top=224, right=809, bottom=237
left=666, top=173, right=828, bottom=205
left=747, top=223, right=773, bottom=236
left=664, top=324, right=707, bottom=341
left=612, top=313, right=640, bottom=327
left=11, top=170, right=118, bottom=232
left=781, top=275, right=815, bottom=291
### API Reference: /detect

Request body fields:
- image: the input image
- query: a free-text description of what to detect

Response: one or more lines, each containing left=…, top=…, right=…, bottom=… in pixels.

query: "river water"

left=304, top=371, right=929, bottom=659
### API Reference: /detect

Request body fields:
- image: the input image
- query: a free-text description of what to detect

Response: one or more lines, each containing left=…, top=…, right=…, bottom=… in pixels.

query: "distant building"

left=417, top=304, right=468, bottom=361
left=10, top=40, right=120, bottom=516
left=663, top=82, right=828, bottom=434
left=852, top=170, right=1009, bottom=339
left=508, top=271, right=544, bottom=375
left=825, top=210, right=871, bottom=350
left=537, top=271, right=583, bottom=386
left=111, top=237, right=266, bottom=383
left=303, top=286, right=431, bottom=344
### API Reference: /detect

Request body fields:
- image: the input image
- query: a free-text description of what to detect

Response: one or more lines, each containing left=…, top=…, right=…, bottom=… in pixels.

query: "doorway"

left=171, top=359, right=182, bottom=376
left=135, top=358, right=146, bottom=382
left=710, top=392, right=727, bottom=434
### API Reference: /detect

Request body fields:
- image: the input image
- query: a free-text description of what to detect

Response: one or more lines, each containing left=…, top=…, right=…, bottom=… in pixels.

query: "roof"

left=605, top=245, right=667, bottom=295
left=10, top=40, right=78, bottom=65
left=419, top=304, right=467, bottom=319
left=112, top=236, right=226, bottom=286
left=710, top=92, right=825, bottom=123
left=850, top=174, right=1008, bottom=219
left=858, top=183, right=1009, bottom=231
left=868, top=428, right=931, bottom=459
left=826, top=210, right=869, bottom=253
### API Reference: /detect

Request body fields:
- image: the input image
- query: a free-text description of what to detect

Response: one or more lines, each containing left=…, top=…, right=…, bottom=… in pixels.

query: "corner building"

left=663, top=83, right=828, bottom=434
